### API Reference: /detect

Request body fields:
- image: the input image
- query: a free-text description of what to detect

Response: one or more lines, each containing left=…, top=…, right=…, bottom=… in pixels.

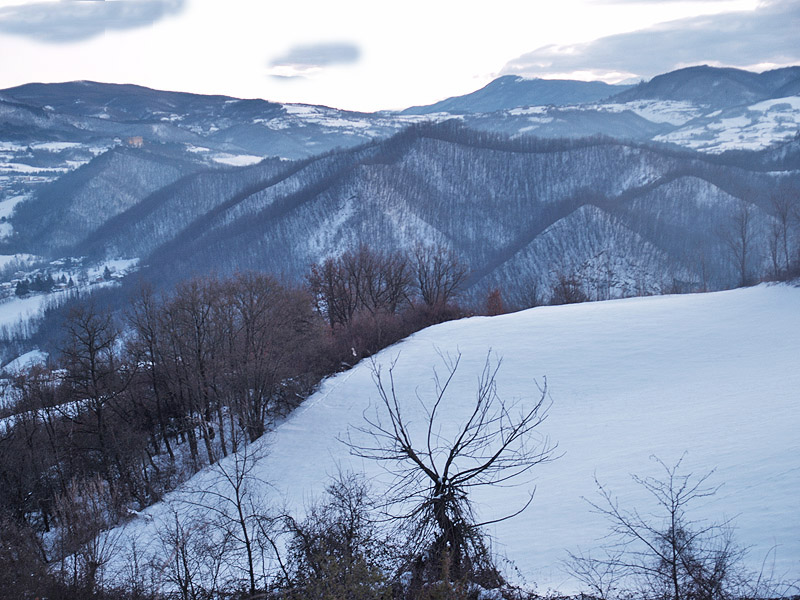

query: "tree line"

left=0, top=243, right=477, bottom=597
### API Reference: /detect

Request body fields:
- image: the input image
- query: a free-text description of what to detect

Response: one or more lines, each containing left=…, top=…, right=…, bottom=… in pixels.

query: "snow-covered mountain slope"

left=1, top=68, right=797, bottom=235
left=460, top=94, right=799, bottom=153
left=655, top=96, right=800, bottom=153
left=0, top=123, right=793, bottom=331
left=111, top=284, right=800, bottom=592
left=485, top=204, right=690, bottom=299
left=115, top=126, right=794, bottom=297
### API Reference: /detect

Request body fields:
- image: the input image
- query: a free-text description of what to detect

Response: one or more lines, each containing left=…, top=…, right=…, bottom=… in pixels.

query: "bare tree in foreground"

left=567, top=455, right=798, bottom=600
left=347, top=351, right=556, bottom=588
left=181, top=438, right=272, bottom=597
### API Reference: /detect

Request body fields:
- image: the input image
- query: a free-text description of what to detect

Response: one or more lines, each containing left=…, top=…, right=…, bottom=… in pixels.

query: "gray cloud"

left=270, top=42, right=360, bottom=67
left=267, top=42, right=361, bottom=81
left=502, top=0, right=800, bottom=81
left=0, top=0, right=185, bottom=43
left=590, top=0, right=734, bottom=3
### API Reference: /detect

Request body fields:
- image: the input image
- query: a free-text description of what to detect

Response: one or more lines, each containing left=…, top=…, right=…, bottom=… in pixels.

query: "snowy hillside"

left=111, top=284, right=800, bottom=592
left=0, top=67, right=796, bottom=323
left=655, top=96, right=800, bottom=153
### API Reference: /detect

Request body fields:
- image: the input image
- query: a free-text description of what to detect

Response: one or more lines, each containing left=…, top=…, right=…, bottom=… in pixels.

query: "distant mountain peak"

left=400, top=76, right=633, bottom=115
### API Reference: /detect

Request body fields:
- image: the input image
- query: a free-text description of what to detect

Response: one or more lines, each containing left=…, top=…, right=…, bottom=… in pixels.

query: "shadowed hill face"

left=47, top=124, right=793, bottom=301
left=401, top=76, right=633, bottom=115
left=1, top=81, right=243, bottom=120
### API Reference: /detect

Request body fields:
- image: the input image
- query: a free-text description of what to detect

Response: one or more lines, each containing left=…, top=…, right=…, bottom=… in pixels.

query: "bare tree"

left=347, top=352, right=555, bottom=587
left=768, top=191, right=798, bottom=279
left=308, top=245, right=412, bottom=329
left=412, top=244, right=469, bottom=313
left=53, top=475, right=125, bottom=595
left=505, top=275, right=543, bottom=311
left=308, top=256, right=361, bottom=329
left=0, top=515, right=50, bottom=599
left=226, top=274, right=317, bottom=442
left=282, top=472, right=394, bottom=600
left=568, top=455, right=748, bottom=600
left=722, top=199, right=755, bottom=287
left=154, top=506, right=232, bottom=600
left=550, top=272, right=589, bottom=305
left=182, top=437, right=273, bottom=597
left=58, top=302, right=146, bottom=504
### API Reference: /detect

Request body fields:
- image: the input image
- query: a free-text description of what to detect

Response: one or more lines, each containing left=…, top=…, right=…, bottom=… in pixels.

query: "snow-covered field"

left=592, top=99, right=704, bottom=125
left=0, top=293, right=53, bottom=328
left=111, top=285, right=800, bottom=592
left=656, top=96, right=800, bottom=153
left=211, top=153, right=265, bottom=167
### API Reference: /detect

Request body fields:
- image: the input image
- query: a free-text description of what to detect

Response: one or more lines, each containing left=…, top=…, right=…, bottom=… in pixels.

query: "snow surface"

left=0, top=162, right=69, bottom=174
left=211, top=153, right=264, bottom=167
left=596, top=100, right=703, bottom=126
left=656, top=96, right=800, bottom=153
left=0, top=195, right=29, bottom=240
left=111, top=285, right=800, bottom=592
left=90, top=258, right=139, bottom=278
left=0, top=253, right=36, bottom=269
left=2, top=348, right=47, bottom=374
left=30, top=141, right=83, bottom=152
left=0, top=293, right=51, bottom=327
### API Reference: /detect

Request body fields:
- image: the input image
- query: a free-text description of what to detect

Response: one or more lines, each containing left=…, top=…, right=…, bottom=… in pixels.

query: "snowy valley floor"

left=114, top=284, right=800, bottom=593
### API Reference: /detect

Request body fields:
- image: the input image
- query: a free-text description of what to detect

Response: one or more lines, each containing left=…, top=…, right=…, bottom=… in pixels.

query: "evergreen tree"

left=30, top=275, right=44, bottom=293
left=14, top=279, right=29, bottom=297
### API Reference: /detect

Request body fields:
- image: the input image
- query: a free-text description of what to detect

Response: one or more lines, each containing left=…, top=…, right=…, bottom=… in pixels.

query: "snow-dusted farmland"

left=114, top=284, right=800, bottom=592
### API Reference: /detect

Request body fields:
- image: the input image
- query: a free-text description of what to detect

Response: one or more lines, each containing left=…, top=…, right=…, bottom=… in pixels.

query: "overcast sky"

left=0, top=0, right=797, bottom=111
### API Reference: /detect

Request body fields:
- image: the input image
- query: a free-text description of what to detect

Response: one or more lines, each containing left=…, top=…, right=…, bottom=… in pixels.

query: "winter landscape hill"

left=107, top=284, right=800, bottom=592
left=0, top=64, right=797, bottom=347
left=0, top=60, right=798, bottom=599
left=0, top=65, right=796, bottom=356
left=3, top=123, right=798, bottom=314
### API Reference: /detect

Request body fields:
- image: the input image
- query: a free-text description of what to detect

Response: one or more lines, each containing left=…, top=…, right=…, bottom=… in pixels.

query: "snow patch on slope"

left=655, top=96, right=800, bottom=153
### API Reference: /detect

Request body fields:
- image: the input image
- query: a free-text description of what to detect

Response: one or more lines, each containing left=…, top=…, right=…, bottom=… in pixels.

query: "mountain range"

left=0, top=64, right=798, bottom=341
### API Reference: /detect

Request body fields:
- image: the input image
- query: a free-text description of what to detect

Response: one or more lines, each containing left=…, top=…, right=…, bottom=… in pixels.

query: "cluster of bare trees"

left=0, top=273, right=324, bottom=596
left=721, top=191, right=800, bottom=287
left=0, top=248, right=473, bottom=598
left=128, top=273, right=318, bottom=465
left=307, top=243, right=469, bottom=360
left=83, top=352, right=556, bottom=599
left=309, top=243, right=468, bottom=326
